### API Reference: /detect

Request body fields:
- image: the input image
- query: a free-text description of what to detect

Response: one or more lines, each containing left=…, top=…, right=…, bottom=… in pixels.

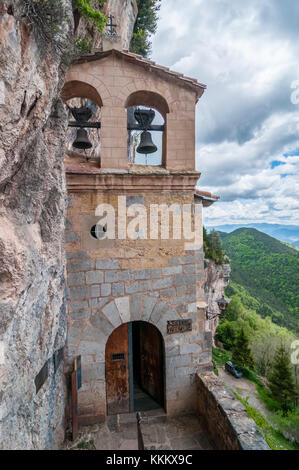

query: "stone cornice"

left=66, top=171, right=201, bottom=193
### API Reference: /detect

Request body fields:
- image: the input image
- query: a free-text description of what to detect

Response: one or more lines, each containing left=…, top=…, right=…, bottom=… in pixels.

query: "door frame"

left=105, top=321, right=166, bottom=415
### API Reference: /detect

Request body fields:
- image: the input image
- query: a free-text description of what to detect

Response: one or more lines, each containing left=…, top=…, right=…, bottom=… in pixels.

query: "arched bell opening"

left=61, top=80, right=103, bottom=163
left=105, top=321, right=165, bottom=415
left=125, top=91, right=169, bottom=167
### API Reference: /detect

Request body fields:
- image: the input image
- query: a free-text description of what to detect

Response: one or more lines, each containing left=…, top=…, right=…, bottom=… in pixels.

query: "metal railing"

left=136, top=412, right=145, bottom=450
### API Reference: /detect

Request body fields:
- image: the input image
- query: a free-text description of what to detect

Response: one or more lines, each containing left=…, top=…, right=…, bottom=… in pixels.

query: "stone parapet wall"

left=196, top=373, right=270, bottom=450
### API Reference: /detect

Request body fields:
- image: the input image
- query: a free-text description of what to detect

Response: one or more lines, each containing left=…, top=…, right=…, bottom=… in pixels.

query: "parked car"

left=225, top=361, right=243, bottom=378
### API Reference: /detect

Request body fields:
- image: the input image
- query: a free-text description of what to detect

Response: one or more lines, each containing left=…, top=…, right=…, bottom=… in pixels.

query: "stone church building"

left=62, top=46, right=213, bottom=425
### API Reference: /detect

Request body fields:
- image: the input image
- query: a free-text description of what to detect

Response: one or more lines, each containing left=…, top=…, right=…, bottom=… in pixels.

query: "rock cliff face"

left=204, top=259, right=231, bottom=345
left=0, top=0, right=137, bottom=450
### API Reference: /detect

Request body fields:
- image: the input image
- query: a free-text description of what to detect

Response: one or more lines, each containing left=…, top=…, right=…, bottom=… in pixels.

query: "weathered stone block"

left=78, top=341, right=105, bottom=355
left=112, top=282, right=124, bottom=297
left=76, top=251, right=89, bottom=260
left=134, top=269, right=151, bottom=280
left=141, top=296, right=157, bottom=322
left=175, top=366, right=195, bottom=376
left=180, top=343, right=202, bottom=354
left=90, top=285, right=100, bottom=298
left=70, top=310, right=91, bottom=321
left=118, top=270, right=133, bottom=281
left=138, top=280, right=151, bottom=292
left=89, top=298, right=108, bottom=309
left=101, top=283, right=111, bottom=297
left=67, top=327, right=81, bottom=345
left=125, top=281, right=139, bottom=294
left=96, top=259, right=120, bottom=270
left=150, top=301, right=169, bottom=324
left=159, top=287, right=176, bottom=298
left=68, top=272, right=84, bottom=286
left=65, top=219, right=72, bottom=230
left=69, top=286, right=89, bottom=300
left=81, top=325, right=106, bottom=343
left=69, top=300, right=89, bottom=312
left=105, top=271, right=118, bottom=283
left=90, top=312, right=114, bottom=337
left=162, top=266, right=182, bottom=276
left=131, top=294, right=143, bottom=321
left=65, top=231, right=80, bottom=243
left=184, top=264, right=196, bottom=274
left=86, top=270, right=104, bottom=284
left=152, top=277, right=172, bottom=290
left=102, top=301, right=121, bottom=327
left=188, top=303, right=197, bottom=313
left=173, top=274, right=196, bottom=287
left=171, top=294, right=197, bottom=305
left=82, top=363, right=105, bottom=383
left=166, top=354, right=192, bottom=369
left=67, top=260, right=94, bottom=272
left=115, top=297, right=130, bottom=324
left=151, top=268, right=161, bottom=279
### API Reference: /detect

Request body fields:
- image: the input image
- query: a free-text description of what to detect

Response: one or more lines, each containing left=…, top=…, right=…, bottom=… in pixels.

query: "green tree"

left=130, top=0, right=161, bottom=57
left=268, top=345, right=298, bottom=414
left=203, top=227, right=226, bottom=264
left=216, top=322, right=240, bottom=350
left=225, top=296, right=242, bottom=322
left=232, top=327, right=255, bottom=369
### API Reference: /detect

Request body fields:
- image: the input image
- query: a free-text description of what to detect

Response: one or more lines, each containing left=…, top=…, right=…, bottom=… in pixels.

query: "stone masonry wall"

left=196, top=373, right=270, bottom=450
left=65, top=189, right=212, bottom=425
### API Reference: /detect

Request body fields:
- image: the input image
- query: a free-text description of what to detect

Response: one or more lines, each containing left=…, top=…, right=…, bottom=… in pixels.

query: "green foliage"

left=212, top=347, right=232, bottom=366
left=215, top=321, right=240, bottom=350
left=271, top=409, right=299, bottom=444
left=130, top=0, right=161, bottom=57
left=74, top=0, right=107, bottom=33
left=234, top=393, right=299, bottom=450
left=76, top=439, right=95, bottom=449
left=232, top=328, right=255, bottom=370
left=203, top=228, right=227, bottom=265
left=220, top=228, right=299, bottom=332
left=268, top=345, right=298, bottom=413
left=74, top=36, right=93, bottom=54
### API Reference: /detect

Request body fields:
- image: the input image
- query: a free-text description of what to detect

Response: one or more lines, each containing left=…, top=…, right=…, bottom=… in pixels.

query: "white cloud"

left=152, top=0, right=299, bottom=225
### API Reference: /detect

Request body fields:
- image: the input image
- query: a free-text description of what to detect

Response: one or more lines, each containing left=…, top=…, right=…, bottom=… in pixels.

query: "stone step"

left=106, top=408, right=167, bottom=431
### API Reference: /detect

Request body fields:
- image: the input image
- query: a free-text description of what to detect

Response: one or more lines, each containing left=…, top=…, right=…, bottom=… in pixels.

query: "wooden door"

left=105, top=323, right=130, bottom=415
left=140, top=322, right=164, bottom=406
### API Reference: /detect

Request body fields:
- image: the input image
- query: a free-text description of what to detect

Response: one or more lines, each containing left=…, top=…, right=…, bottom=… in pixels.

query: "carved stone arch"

left=125, top=90, right=170, bottom=119
left=61, top=80, right=103, bottom=107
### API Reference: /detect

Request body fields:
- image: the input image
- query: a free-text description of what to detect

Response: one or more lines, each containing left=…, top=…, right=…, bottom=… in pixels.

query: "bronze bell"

left=72, top=128, right=92, bottom=150
left=136, top=131, right=157, bottom=154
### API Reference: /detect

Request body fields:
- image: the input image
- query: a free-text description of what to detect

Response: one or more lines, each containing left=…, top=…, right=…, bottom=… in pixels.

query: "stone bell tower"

left=62, top=48, right=211, bottom=426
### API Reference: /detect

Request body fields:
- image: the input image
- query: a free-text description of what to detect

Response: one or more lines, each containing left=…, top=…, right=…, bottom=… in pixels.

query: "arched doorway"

left=105, top=321, right=165, bottom=415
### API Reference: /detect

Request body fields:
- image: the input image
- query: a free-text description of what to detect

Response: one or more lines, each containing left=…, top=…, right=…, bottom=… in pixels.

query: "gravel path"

left=218, top=368, right=270, bottom=418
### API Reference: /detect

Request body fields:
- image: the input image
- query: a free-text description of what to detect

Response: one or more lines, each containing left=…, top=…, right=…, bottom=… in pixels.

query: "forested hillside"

left=220, top=228, right=299, bottom=332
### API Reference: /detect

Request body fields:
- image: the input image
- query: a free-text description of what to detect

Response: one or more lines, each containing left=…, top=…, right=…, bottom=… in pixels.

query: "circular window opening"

left=91, top=224, right=107, bottom=240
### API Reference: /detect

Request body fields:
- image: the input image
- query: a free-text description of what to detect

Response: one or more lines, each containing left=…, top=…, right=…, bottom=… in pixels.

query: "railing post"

left=136, top=412, right=145, bottom=450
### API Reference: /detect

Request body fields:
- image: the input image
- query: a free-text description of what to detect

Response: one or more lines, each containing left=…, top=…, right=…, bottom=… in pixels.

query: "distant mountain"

left=206, top=223, right=299, bottom=248
left=219, top=228, right=299, bottom=332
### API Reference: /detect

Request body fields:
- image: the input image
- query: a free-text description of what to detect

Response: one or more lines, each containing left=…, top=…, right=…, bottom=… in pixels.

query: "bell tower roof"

left=70, top=49, right=206, bottom=102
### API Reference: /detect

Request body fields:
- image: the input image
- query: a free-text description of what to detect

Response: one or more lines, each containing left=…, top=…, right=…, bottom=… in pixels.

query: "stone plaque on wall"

left=167, top=319, right=192, bottom=335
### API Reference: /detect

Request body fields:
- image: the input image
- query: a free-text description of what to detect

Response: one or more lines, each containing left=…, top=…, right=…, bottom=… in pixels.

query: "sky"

left=151, top=0, right=299, bottom=226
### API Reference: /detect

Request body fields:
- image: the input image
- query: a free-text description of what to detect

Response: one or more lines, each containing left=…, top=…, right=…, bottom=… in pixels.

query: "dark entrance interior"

left=106, top=321, right=165, bottom=415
